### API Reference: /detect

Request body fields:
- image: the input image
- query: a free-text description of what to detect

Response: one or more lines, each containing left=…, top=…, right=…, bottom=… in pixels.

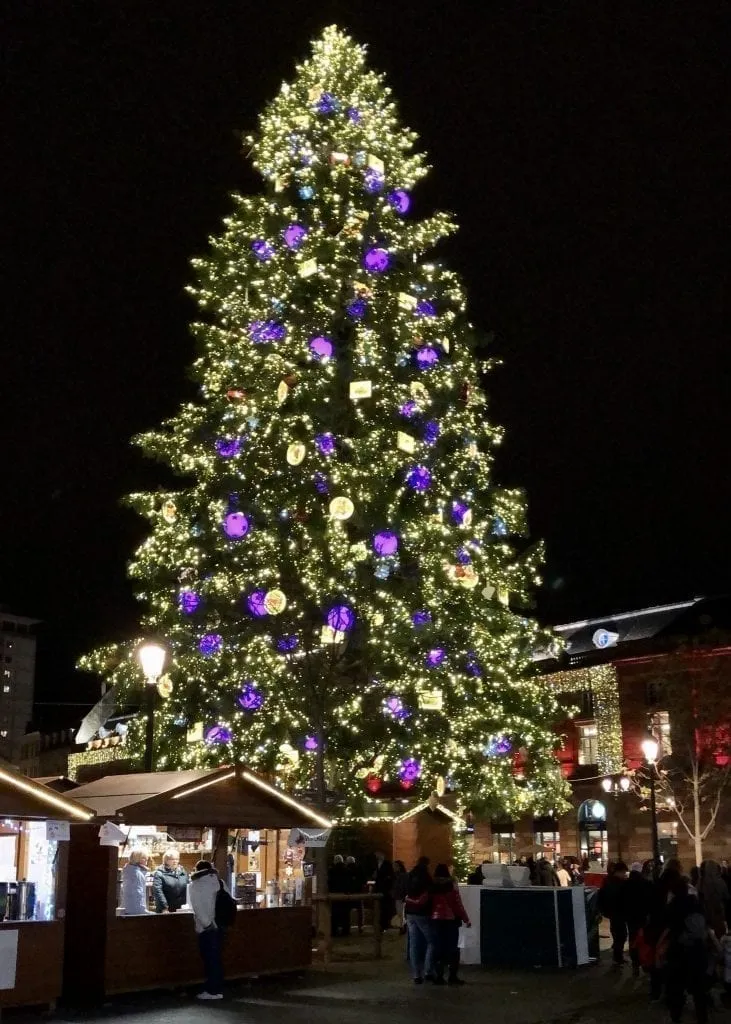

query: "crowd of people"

left=597, top=858, right=731, bottom=1024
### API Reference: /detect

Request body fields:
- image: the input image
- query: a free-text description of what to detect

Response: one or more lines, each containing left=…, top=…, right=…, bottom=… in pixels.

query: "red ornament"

left=400, top=779, right=414, bottom=790
left=365, top=775, right=382, bottom=794
left=226, top=388, right=246, bottom=401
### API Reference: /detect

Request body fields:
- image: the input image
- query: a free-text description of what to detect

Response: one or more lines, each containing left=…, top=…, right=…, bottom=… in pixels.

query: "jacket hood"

left=191, top=867, right=217, bottom=882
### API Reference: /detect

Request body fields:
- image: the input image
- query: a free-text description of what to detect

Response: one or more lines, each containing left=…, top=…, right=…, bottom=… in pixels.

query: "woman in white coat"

left=121, top=849, right=151, bottom=915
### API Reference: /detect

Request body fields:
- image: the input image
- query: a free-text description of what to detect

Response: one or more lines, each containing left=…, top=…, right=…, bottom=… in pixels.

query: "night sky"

left=5, top=3, right=728, bottom=725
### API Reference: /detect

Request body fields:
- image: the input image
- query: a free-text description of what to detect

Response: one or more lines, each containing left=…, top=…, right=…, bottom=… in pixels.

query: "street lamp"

left=138, top=642, right=166, bottom=773
left=600, top=774, right=631, bottom=861
left=641, top=735, right=661, bottom=880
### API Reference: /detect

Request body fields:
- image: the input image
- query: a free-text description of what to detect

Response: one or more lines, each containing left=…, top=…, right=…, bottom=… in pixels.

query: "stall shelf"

left=63, top=766, right=331, bottom=1003
left=0, top=765, right=94, bottom=1010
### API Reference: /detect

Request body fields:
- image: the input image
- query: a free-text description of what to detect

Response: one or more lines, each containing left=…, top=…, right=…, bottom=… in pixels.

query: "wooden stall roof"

left=0, top=765, right=94, bottom=822
left=70, top=766, right=333, bottom=829
left=35, top=776, right=80, bottom=793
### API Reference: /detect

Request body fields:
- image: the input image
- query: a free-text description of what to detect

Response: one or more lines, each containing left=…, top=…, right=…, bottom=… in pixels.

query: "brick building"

left=468, top=596, right=731, bottom=871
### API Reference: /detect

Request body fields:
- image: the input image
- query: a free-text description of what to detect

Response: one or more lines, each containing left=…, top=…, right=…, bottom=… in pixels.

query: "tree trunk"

left=692, top=766, right=703, bottom=867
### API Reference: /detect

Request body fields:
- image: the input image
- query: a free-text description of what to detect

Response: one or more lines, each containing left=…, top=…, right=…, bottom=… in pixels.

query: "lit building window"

left=2, top=685, right=9, bottom=694
left=578, top=722, right=599, bottom=765
left=654, top=710, right=672, bottom=756
left=0, top=730, right=7, bottom=738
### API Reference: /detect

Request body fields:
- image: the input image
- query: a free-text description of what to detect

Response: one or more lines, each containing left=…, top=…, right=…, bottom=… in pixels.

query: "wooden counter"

left=103, top=907, right=312, bottom=994
left=0, top=921, right=64, bottom=1009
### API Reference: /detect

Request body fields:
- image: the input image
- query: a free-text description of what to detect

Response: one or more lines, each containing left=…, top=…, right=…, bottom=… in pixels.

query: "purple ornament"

left=347, top=107, right=361, bottom=123
left=251, top=239, right=274, bottom=261
left=451, top=501, right=470, bottom=525
left=199, top=634, right=223, bottom=658
left=384, top=696, right=410, bottom=722
left=179, top=590, right=201, bottom=615
left=388, top=189, right=411, bottom=215
left=465, top=652, right=482, bottom=677
left=223, top=512, right=250, bottom=539
left=237, top=684, right=264, bottom=712
left=304, top=735, right=319, bottom=751
left=205, top=725, right=232, bottom=744
left=283, top=223, right=307, bottom=249
left=309, top=335, right=334, bottom=360
left=313, top=471, right=329, bottom=494
left=406, top=465, right=432, bottom=492
left=326, top=605, right=355, bottom=633
left=346, top=298, right=367, bottom=319
left=400, top=400, right=418, bottom=418
left=399, top=758, right=421, bottom=783
left=315, top=92, right=338, bottom=114
left=315, top=433, right=336, bottom=456
left=486, top=736, right=512, bottom=756
left=456, top=547, right=471, bottom=565
left=416, top=300, right=437, bottom=317
left=425, top=647, right=446, bottom=668
left=415, top=346, right=439, bottom=369
left=412, top=610, right=432, bottom=627
left=215, top=437, right=242, bottom=458
left=276, top=635, right=299, bottom=652
left=250, top=320, right=286, bottom=344
left=363, top=247, right=390, bottom=274
left=246, top=590, right=268, bottom=617
left=364, top=168, right=384, bottom=194
left=373, top=530, right=399, bottom=557
left=423, top=421, right=440, bottom=445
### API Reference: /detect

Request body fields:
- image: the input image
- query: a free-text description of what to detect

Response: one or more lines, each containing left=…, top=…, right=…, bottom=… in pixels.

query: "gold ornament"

left=157, top=675, right=173, bottom=699
left=286, top=442, right=306, bottom=466
left=350, top=541, right=368, bottom=562
left=264, top=589, right=287, bottom=615
left=349, top=380, right=372, bottom=400
left=277, top=380, right=289, bottom=404
left=366, top=154, right=384, bottom=174
left=372, top=612, right=385, bottom=627
left=161, top=500, right=177, bottom=524
left=351, top=279, right=372, bottom=298
left=321, top=624, right=345, bottom=645
left=497, top=587, right=510, bottom=606
left=435, top=776, right=446, bottom=797
left=398, top=292, right=417, bottom=311
left=441, top=337, right=451, bottom=353
left=298, top=258, right=318, bottom=278
left=329, top=151, right=350, bottom=166
left=397, top=431, right=416, bottom=453
left=186, top=722, right=204, bottom=744
left=329, top=496, right=354, bottom=520
left=409, top=381, right=429, bottom=402
left=418, top=688, right=443, bottom=711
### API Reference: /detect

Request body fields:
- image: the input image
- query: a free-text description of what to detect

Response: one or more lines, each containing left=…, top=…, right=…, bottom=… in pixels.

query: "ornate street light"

left=137, top=642, right=166, bottom=773
left=641, top=735, right=661, bottom=880
left=600, top=774, right=631, bottom=861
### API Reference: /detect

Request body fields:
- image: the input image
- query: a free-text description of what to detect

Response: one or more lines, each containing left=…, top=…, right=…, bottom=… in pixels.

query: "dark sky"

left=4, top=2, right=729, bottom=724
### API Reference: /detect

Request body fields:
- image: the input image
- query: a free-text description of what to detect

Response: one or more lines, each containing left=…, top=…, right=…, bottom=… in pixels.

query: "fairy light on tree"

left=79, top=26, right=567, bottom=816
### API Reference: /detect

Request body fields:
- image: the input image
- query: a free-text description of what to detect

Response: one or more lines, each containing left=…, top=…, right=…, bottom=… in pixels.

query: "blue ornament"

left=415, top=347, right=439, bottom=370
left=363, top=248, right=390, bottom=274
left=237, top=684, right=264, bottom=712
left=412, top=610, right=432, bottom=627
left=299, top=185, right=315, bottom=200
left=423, top=421, right=440, bottom=446
left=315, top=92, right=339, bottom=114
left=465, top=653, right=482, bottom=677
left=364, top=168, right=384, bottom=194
left=313, top=471, right=329, bottom=494
left=416, top=300, right=437, bottom=317
left=179, top=591, right=201, bottom=615
left=199, top=634, right=223, bottom=658
left=387, top=189, right=411, bottom=215
left=492, top=516, right=508, bottom=537
left=451, top=501, right=470, bottom=526
left=315, top=433, right=336, bottom=456
left=347, top=107, right=361, bottom=123
left=456, top=547, right=471, bottom=565
left=425, top=647, right=446, bottom=668
left=406, top=465, right=432, bottom=492
left=251, top=239, right=274, bottom=261
left=249, top=320, right=286, bottom=344
left=276, top=635, right=299, bottom=653
left=373, top=530, right=399, bottom=556
left=383, top=696, right=410, bottom=722
left=283, top=223, right=307, bottom=249
left=326, top=605, right=355, bottom=633
left=246, top=590, right=267, bottom=617
left=215, top=437, right=242, bottom=458
left=346, top=298, right=367, bottom=319
left=400, top=400, right=418, bottom=418
left=205, top=724, right=231, bottom=744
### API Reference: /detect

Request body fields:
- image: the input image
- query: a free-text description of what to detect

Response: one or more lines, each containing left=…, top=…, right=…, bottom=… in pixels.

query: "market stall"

left=62, top=767, right=331, bottom=1002
left=0, top=765, right=94, bottom=1010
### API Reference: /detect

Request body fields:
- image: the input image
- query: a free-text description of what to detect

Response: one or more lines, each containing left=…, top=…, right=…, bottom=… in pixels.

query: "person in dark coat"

left=646, top=865, right=683, bottom=1000
left=153, top=849, right=189, bottom=913
left=392, top=860, right=409, bottom=933
left=373, top=851, right=395, bottom=931
left=623, top=862, right=653, bottom=976
left=344, top=855, right=366, bottom=934
left=665, top=877, right=714, bottom=1024
left=598, top=860, right=629, bottom=965
left=328, top=855, right=348, bottom=936
left=404, top=859, right=433, bottom=983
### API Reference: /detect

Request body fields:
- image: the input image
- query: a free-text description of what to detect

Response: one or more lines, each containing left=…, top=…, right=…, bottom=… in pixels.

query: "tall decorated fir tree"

left=82, top=27, right=567, bottom=817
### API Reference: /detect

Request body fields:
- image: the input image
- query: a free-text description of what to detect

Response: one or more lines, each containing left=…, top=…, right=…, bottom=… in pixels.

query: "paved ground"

left=15, top=929, right=730, bottom=1024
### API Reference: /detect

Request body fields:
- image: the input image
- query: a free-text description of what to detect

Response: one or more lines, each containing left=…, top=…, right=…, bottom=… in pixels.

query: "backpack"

left=215, top=879, right=237, bottom=928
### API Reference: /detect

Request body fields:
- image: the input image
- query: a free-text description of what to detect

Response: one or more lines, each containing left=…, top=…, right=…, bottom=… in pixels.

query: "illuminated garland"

left=67, top=745, right=132, bottom=782
left=545, top=664, right=623, bottom=774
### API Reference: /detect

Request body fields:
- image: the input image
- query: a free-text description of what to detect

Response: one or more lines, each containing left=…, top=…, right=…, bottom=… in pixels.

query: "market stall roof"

left=69, top=766, right=333, bottom=829
left=0, top=765, right=94, bottom=822
left=35, top=776, right=80, bottom=793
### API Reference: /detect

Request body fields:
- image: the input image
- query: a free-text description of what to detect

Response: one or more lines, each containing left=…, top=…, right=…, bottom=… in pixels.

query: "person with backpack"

left=404, top=858, right=434, bottom=984
left=188, top=859, right=236, bottom=1000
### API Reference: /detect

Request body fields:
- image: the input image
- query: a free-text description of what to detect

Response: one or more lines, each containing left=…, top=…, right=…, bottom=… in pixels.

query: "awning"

left=0, top=765, right=94, bottom=822
left=69, top=766, right=332, bottom=829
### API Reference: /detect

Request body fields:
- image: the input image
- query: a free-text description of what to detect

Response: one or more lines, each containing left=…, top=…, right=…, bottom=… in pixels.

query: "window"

left=653, top=710, right=672, bottom=757
left=0, top=730, right=7, bottom=738
left=577, top=722, right=598, bottom=765
left=2, top=685, right=9, bottom=694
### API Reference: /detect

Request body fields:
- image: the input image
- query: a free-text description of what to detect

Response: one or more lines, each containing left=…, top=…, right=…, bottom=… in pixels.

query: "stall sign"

left=288, top=827, right=331, bottom=848
left=99, top=821, right=129, bottom=847
left=168, top=826, right=205, bottom=844
left=46, top=820, right=71, bottom=842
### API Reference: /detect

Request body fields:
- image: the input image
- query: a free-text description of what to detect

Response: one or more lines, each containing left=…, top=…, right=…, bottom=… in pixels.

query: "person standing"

left=555, top=859, right=572, bottom=887
left=121, top=849, right=151, bottom=916
left=598, top=860, right=629, bottom=965
left=534, top=857, right=560, bottom=887
left=153, top=848, right=189, bottom=914
left=429, top=863, right=471, bottom=985
left=328, top=854, right=348, bottom=937
left=373, top=850, right=395, bottom=931
left=344, top=855, right=365, bottom=934
left=698, top=859, right=728, bottom=939
left=624, top=862, right=653, bottom=977
left=404, top=858, right=433, bottom=984
left=664, top=877, right=714, bottom=1024
left=188, top=860, right=227, bottom=1001
left=392, top=860, right=409, bottom=934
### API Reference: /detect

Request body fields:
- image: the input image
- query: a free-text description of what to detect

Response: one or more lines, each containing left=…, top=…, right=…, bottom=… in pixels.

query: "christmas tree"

left=82, top=26, right=567, bottom=817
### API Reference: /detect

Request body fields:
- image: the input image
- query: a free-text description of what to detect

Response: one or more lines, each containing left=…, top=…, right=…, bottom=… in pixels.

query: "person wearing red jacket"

left=429, top=863, right=471, bottom=985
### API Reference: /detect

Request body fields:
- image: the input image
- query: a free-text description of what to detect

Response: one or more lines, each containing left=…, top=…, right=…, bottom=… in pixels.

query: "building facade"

left=467, top=596, right=731, bottom=870
left=0, top=612, right=39, bottom=763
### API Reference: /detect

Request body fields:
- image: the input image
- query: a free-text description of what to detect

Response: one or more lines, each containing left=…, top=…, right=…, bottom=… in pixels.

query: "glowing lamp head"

left=601, top=777, right=613, bottom=793
left=642, top=736, right=659, bottom=763
left=619, top=775, right=631, bottom=792
left=138, top=643, right=166, bottom=683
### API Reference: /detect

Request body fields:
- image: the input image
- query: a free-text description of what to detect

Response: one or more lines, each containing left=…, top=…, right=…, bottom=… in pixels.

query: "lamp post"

left=600, top=773, right=631, bottom=862
left=641, top=735, right=661, bottom=880
left=137, top=643, right=166, bottom=773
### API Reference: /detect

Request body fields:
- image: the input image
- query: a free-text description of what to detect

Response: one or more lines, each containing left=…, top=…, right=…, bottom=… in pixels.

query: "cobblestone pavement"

left=16, top=930, right=730, bottom=1024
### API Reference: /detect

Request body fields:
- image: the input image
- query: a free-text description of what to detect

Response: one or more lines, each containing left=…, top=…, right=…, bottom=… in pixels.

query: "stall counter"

left=104, top=906, right=311, bottom=993
left=0, top=921, right=65, bottom=1009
